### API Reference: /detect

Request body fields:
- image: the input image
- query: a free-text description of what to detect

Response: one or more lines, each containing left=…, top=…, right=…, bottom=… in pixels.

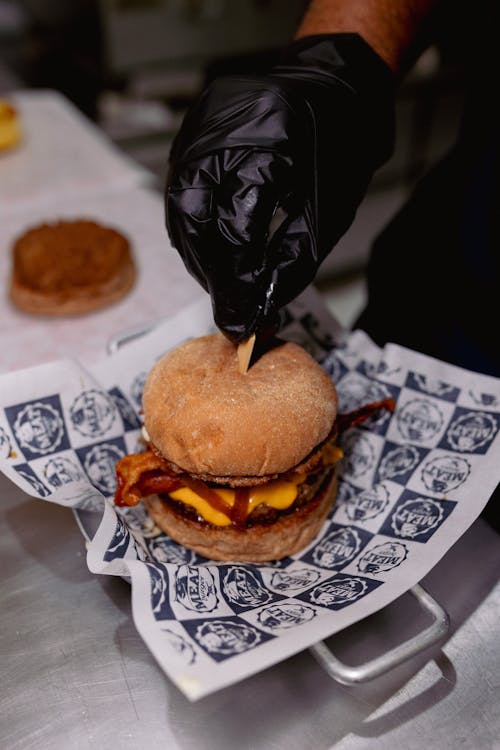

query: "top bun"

left=142, top=334, right=337, bottom=477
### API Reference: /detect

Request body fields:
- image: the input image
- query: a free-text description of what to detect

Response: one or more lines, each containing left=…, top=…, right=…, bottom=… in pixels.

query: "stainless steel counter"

left=2, top=471, right=499, bottom=750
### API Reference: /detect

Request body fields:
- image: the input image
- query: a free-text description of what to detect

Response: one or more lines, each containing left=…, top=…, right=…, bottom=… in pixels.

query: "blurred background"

left=0, top=0, right=468, bottom=328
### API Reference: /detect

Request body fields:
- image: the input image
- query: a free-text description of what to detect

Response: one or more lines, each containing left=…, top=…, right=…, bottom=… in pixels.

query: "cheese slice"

left=170, top=476, right=302, bottom=527
left=169, top=487, right=234, bottom=526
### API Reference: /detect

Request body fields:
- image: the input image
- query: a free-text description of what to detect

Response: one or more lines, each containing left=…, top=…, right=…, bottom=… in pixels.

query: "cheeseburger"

left=114, top=334, right=392, bottom=562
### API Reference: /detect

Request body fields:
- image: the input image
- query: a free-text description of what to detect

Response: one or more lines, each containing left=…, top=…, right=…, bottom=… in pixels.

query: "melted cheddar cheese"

left=168, top=444, right=344, bottom=527
left=170, top=475, right=304, bottom=527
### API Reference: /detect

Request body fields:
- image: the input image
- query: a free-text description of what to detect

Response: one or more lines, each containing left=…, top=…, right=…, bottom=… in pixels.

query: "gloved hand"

left=165, top=34, right=395, bottom=343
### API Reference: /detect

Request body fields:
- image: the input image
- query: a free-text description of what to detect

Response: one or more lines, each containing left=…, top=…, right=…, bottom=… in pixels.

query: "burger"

left=114, top=334, right=341, bottom=561
left=114, top=333, right=344, bottom=562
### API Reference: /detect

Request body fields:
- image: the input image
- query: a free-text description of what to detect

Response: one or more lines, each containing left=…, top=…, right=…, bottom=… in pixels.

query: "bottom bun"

left=144, top=471, right=338, bottom=562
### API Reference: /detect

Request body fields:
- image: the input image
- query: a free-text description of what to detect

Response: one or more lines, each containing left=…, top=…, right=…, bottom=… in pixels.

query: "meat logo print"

left=223, top=567, right=271, bottom=608
left=175, top=565, right=218, bottom=613
left=377, top=444, right=422, bottom=482
left=445, top=411, right=497, bottom=453
left=357, top=541, right=408, bottom=574
left=190, top=619, right=266, bottom=661
left=9, top=399, right=67, bottom=457
left=311, top=527, right=362, bottom=569
left=391, top=498, right=444, bottom=539
left=44, top=456, right=83, bottom=488
left=270, top=569, right=321, bottom=593
left=301, top=575, right=381, bottom=610
left=396, top=398, right=444, bottom=443
left=421, top=455, right=471, bottom=493
left=342, top=483, right=390, bottom=522
left=258, top=603, right=316, bottom=630
left=70, top=389, right=117, bottom=438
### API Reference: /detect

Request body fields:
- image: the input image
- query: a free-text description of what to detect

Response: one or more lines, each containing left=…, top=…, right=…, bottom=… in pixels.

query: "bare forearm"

left=296, top=0, right=443, bottom=75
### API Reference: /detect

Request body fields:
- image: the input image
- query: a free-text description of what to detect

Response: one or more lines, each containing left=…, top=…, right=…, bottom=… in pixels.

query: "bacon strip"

left=115, top=450, right=178, bottom=507
left=114, top=448, right=234, bottom=517
left=337, top=397, right=395, bottom=433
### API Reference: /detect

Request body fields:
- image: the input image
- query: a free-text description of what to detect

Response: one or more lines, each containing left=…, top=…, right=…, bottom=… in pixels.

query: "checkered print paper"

left=1, top=289, right=500, bottom=700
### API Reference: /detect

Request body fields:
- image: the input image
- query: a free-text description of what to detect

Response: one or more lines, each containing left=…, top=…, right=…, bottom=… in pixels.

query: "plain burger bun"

left=144, top=472, right=338, bottom=562
left=142, top=333, right=338, bottom=478
left=10, top=220, right=136, bottom=316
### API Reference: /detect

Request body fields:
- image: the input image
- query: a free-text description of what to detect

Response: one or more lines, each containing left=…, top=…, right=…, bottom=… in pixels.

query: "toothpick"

left=237, top=334, right=256, bottom=374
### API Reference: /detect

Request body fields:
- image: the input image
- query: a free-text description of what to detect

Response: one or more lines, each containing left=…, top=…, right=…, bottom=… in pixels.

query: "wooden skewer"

left=237, top=334, right=256, bottom=374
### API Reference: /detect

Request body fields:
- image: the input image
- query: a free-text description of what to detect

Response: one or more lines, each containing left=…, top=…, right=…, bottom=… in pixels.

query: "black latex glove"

left=165, top=34, right=395, bottom=343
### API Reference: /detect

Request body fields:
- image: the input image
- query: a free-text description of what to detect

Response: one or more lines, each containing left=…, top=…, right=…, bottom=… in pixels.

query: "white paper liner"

left=1, top=287, right=499, bottom=701
left=0, top=90, right=149, bottom=218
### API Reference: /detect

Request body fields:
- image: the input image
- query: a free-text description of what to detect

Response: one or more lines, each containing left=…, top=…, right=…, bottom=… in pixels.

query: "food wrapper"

left=1, top=288, right=499, bottom=701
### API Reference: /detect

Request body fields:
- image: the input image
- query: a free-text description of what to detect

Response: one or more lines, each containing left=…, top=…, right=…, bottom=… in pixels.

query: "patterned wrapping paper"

left=1, top=288, right=500, bottom=701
